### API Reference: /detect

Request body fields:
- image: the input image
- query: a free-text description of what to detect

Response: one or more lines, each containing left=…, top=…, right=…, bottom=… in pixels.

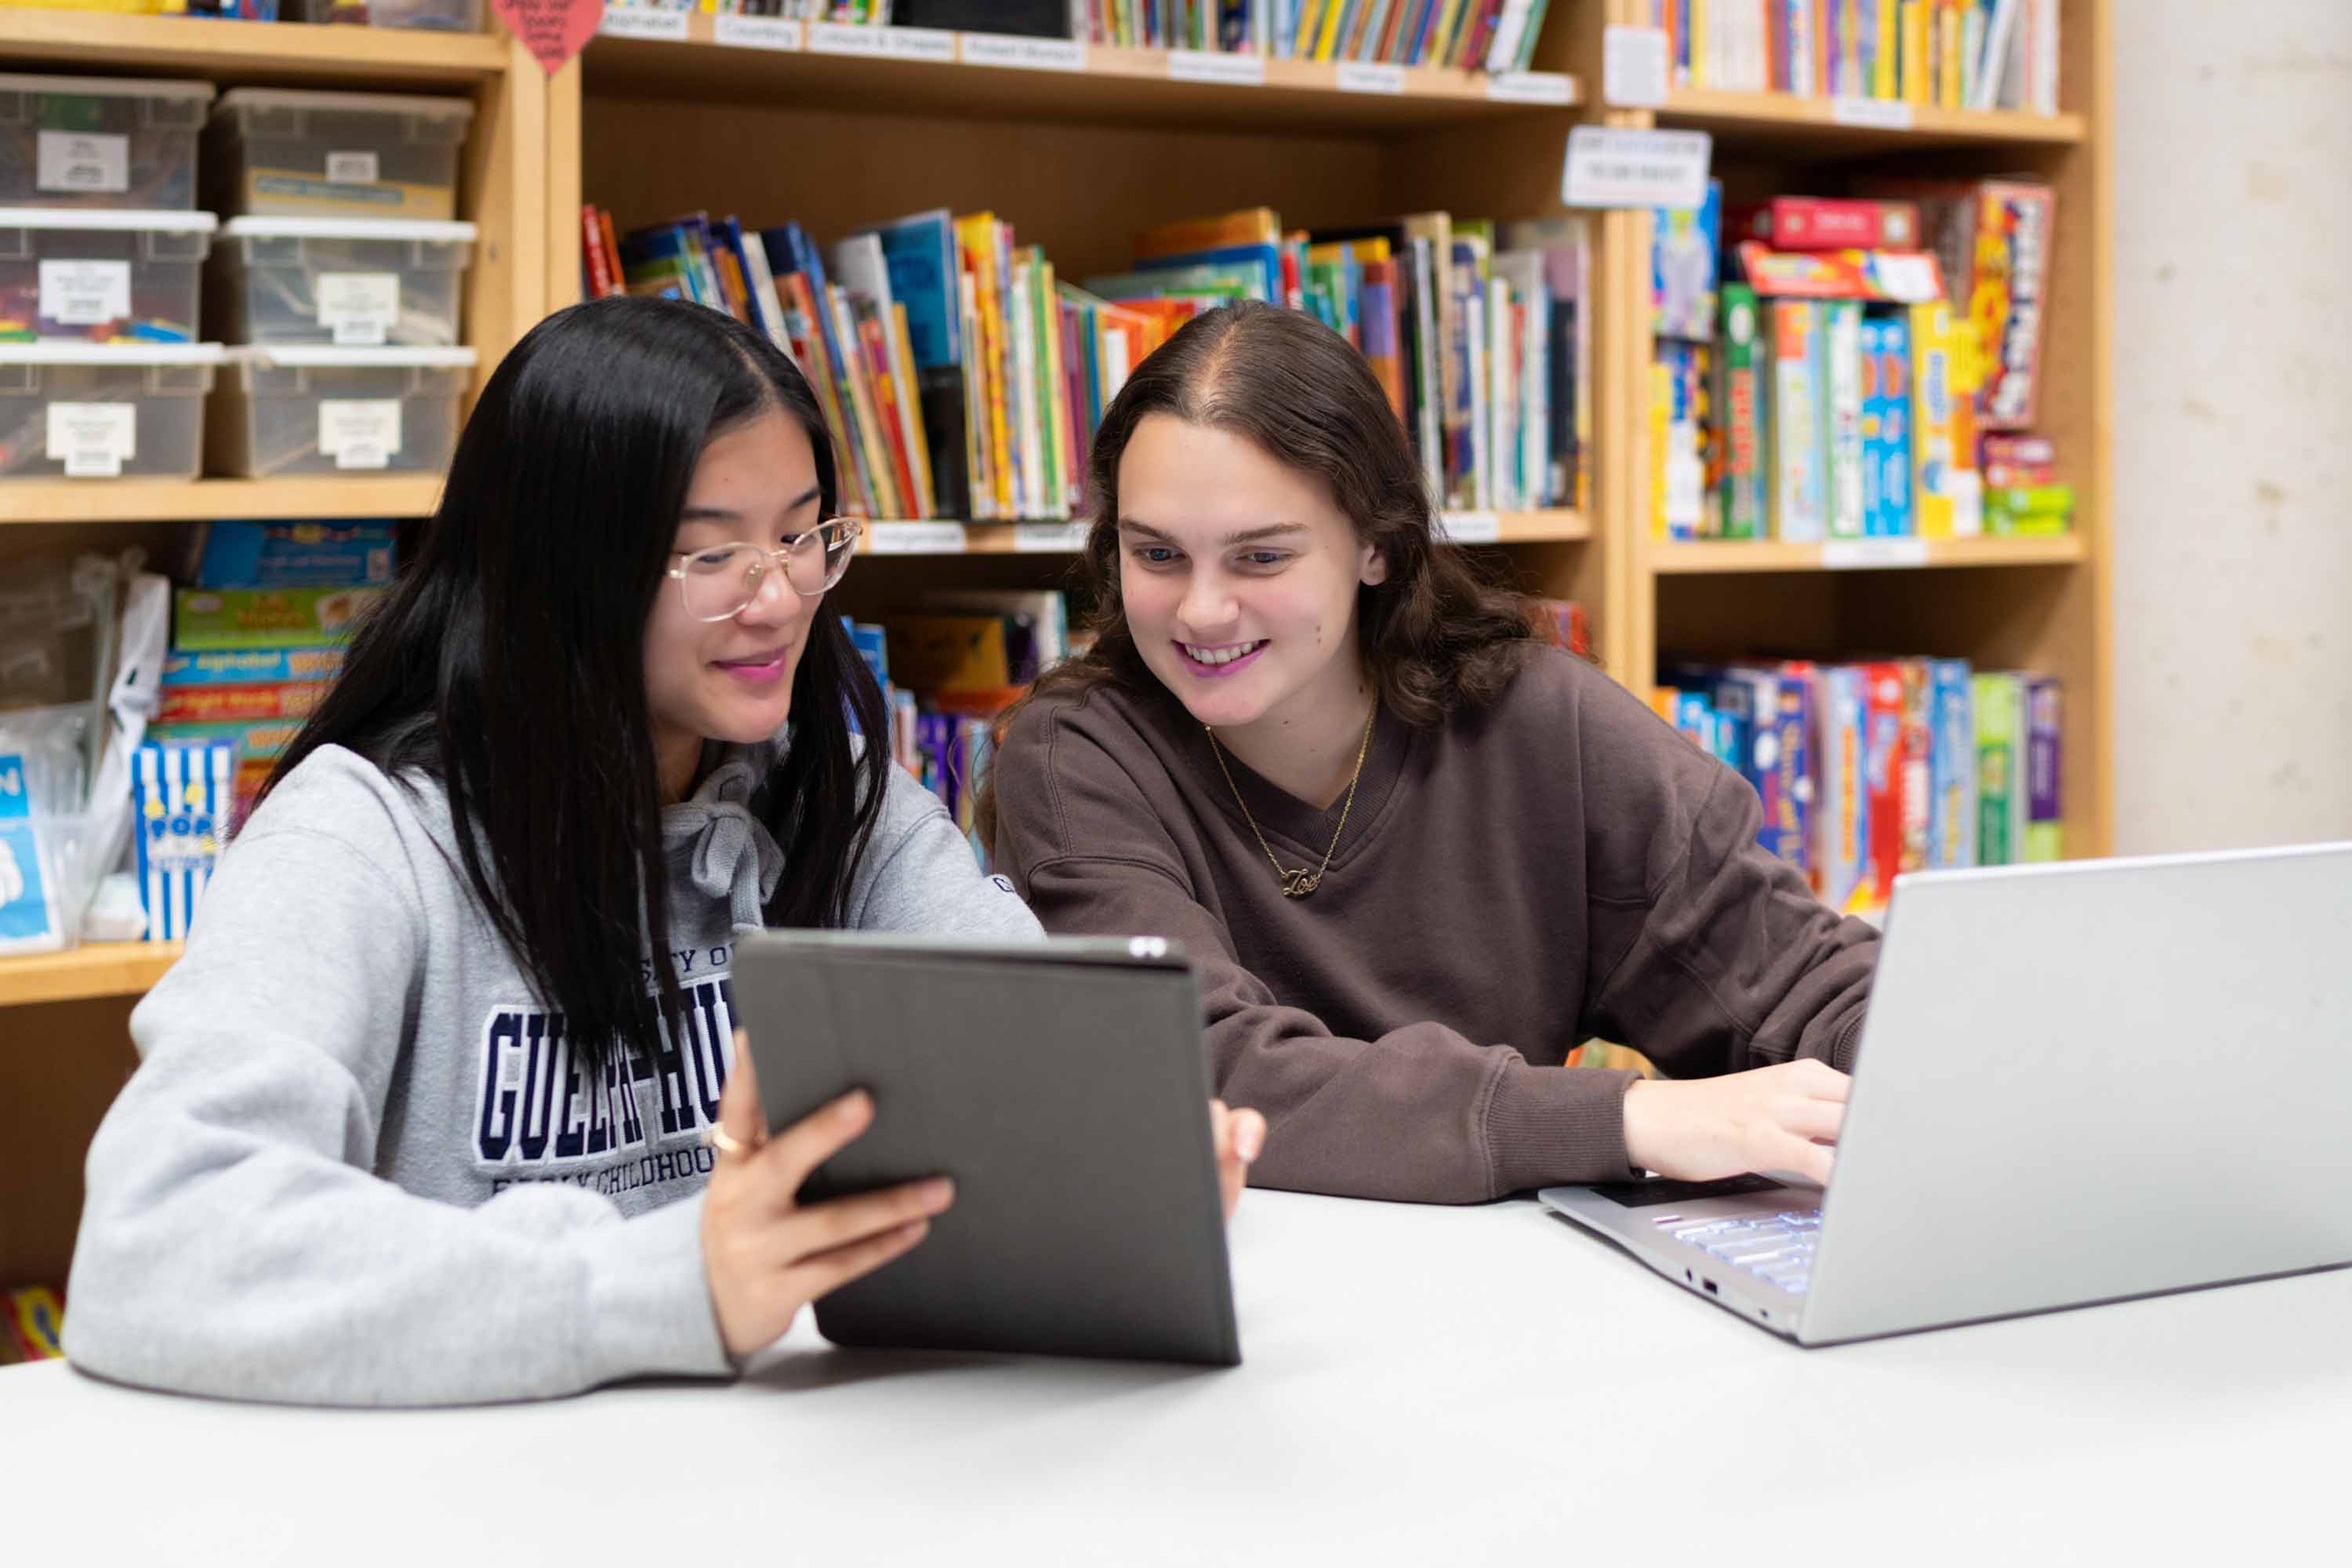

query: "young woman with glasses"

left=981, top=302, right=1874, bottom=1207
left=65, top=297, right=1262, bottom=1406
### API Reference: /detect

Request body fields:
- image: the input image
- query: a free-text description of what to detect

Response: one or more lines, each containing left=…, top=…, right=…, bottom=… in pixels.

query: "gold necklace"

left=1204, top=703, right=1378, bottom=900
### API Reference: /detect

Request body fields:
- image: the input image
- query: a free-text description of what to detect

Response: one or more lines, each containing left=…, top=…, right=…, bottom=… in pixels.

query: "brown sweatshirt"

left=990, top=645, right=1878, bottom=1205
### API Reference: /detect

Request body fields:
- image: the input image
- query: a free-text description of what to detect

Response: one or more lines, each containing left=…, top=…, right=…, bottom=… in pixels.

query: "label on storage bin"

left=320, top=400, right=403, bottom=470
left=317, top=273, right=402, bottom=347
left=960, top=33, right=1087, bottom=72
left=326, top=151, right=382, bottom=186
left=37, top=260, right=132, bottom=328
left=47, top=403, right=137, bottom=478
left=37, top=132, right=130, bottom=196
left=713, top=13, right=801, bottom=51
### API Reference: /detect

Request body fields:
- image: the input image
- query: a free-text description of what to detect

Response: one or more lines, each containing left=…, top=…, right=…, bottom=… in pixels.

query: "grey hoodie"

left=64, top=733, right=1042, bottom=1406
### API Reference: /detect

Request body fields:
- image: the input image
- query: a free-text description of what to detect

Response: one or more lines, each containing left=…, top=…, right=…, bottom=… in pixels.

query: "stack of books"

left=1656, top=657, right=2062, bottom=914
left=152, top=521, right=389, bottom=825
left=1651, top=179, right=2061, bottom=545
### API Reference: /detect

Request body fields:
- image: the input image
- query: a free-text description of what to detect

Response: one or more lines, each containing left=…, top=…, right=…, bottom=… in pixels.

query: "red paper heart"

left=496, top=0, right=607, bottom=77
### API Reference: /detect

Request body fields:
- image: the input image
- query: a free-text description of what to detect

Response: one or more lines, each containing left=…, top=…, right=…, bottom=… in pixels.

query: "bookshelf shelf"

left=1650, top=85, right=2087, bottom=151
left=584, top=20, right=1576, bottom=131
left=0, top=944, right=182, bottom=1010
left=855, top=509, right=1591, bottom=557
left=0, top=476, right=447, bottom=526
left=1646, top=535, right=2086, bottom=575
left=0, top=10, right=511, bottom=85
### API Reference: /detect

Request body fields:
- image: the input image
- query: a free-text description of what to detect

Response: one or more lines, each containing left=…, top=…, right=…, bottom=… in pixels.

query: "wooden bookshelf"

left=1650, top=84, right=2088, bottom=151
left=0, top=15, right=550, bottom=1286
left=0, top=945, right=181, bottom=1010
left=0, top=8, right=510, bottom=84
left=1, top=476, right=445, bottom=526
left=1605, top=0, right=2113, bottom=863
left=1646, top=534, right=2087, bottom=575
left=585, top=13, right=1576, bottom=129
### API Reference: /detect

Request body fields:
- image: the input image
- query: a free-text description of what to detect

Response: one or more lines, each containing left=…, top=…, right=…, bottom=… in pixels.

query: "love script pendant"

left=1280, top=868, right=1321, bottom=899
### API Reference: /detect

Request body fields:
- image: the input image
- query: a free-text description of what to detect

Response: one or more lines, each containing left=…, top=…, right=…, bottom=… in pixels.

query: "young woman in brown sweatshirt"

left=981, top=302, right=1876, bottom=1206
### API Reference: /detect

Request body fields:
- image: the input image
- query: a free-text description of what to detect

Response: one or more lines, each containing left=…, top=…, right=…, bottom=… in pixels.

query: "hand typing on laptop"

left=700, top=1030, right=1266, bottom=1361
left=1620, top=1059, right=1849, bottom=1186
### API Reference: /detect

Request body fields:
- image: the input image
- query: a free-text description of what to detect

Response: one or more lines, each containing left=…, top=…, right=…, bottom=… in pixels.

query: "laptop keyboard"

left=1662, top=1210, right=1824, bottom=1294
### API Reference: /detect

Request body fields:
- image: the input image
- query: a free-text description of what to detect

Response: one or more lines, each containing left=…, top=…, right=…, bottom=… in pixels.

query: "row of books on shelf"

left=1085, top=0, right=1554, bottom=70
left=1646, top=0, right=2060, bottom=113
left=1657, top=656, right=2058, bottom=916
left=581, top=200, right=1592, bottom=525
left=1651, top=182, right=2067, bottom=543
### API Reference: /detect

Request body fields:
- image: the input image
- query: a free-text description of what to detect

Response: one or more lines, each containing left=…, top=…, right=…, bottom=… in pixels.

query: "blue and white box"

left=133, top=739, right=237, bottom=943
left=0, top=749, right=69, bottom=956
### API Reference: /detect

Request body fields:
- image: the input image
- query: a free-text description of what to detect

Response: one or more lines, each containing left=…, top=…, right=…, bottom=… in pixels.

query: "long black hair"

left=267, top=296, right=889, bottom=1069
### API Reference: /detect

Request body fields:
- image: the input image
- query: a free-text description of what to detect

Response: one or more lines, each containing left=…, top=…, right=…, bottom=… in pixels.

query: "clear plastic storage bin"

left=0, top=341, right=223, bottom=479
left=206, top=88, right=474, bottom=222
left=0, top=207, right=217, bottom=342
left=209, top=216, right=475, bottom=347
left=0, top=74, right=213, bottom=213
left=209, top=344, right=474, bottom=476
left=291, top=0, right=487, bottom=30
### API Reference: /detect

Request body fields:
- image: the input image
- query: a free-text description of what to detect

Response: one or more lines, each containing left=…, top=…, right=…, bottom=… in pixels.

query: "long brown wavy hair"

left=975, top=301, right=1534, bottom=851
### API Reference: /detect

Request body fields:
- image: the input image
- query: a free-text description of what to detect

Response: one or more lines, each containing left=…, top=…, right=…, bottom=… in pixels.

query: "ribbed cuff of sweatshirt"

left=1482, top=1061, right=1643, bottom=1198
left=580, top=1191, right=733, bottom=1387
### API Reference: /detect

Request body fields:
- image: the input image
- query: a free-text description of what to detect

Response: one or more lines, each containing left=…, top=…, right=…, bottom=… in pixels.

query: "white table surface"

left=4, top=1188, right=2347, bottom=1565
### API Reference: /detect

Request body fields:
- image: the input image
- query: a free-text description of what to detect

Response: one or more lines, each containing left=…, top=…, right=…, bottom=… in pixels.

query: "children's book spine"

left=1766, top=300, right=1827, bottom=542
left=2024, top=672, right=2062, bottom=862
left=1823, top=299, right=1866, bottom=539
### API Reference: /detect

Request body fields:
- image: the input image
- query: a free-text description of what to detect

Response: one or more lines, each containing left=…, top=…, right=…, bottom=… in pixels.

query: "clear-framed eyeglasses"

left=666, top=517, right=862, bottom=621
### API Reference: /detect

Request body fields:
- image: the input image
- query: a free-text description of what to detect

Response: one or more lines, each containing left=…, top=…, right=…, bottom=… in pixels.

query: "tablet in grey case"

left=730, top=931, right=1241, bottom=1368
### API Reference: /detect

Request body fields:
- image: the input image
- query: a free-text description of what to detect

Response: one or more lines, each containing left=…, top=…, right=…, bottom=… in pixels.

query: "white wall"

left=2111, top=4, right=2352, bottom=852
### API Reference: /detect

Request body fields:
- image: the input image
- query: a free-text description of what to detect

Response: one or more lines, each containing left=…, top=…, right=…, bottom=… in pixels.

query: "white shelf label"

left=1603, top=24, right=1670, bottom=108
left=325, top=150, right=381, bottom=186
left=321, top=400, right=403, bottom=471
left=864, top=520, right=970, bottom=554
left=1486, top=71, right=1574, bottom=105
left=1167, top=49, right=1264, bottom=86
left=883, top=26, right=958, bottom=63
left=1012, top=521, right=1091, bottom=553
left=960, top=33, right=1087, bottom=72
left=317, top=273, right=401, bottom=347
left=47, top=402, right=136, bottom=477
left=1821, top=537, right=1930, bottom=569
left=1436, top=510, right=1501, bottom=544
left=713, top=14, right=801, bottom=51
left=1562, top=126, right=1713, bottom=210
left=1335, top=62, right=1406, bottom=95
left=37, top=260, right=132, bottom=327
left=1829, top=95, right=1915, bottom=130
left=807, top=19, right=892, bottom=56
left=596, top=7, right=691, bottom=42
left=36, top=131, right=128, bottom=196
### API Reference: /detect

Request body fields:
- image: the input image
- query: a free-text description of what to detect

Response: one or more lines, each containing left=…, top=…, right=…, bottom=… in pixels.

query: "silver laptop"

left=1539, top=841, right=2352, bottom=1344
